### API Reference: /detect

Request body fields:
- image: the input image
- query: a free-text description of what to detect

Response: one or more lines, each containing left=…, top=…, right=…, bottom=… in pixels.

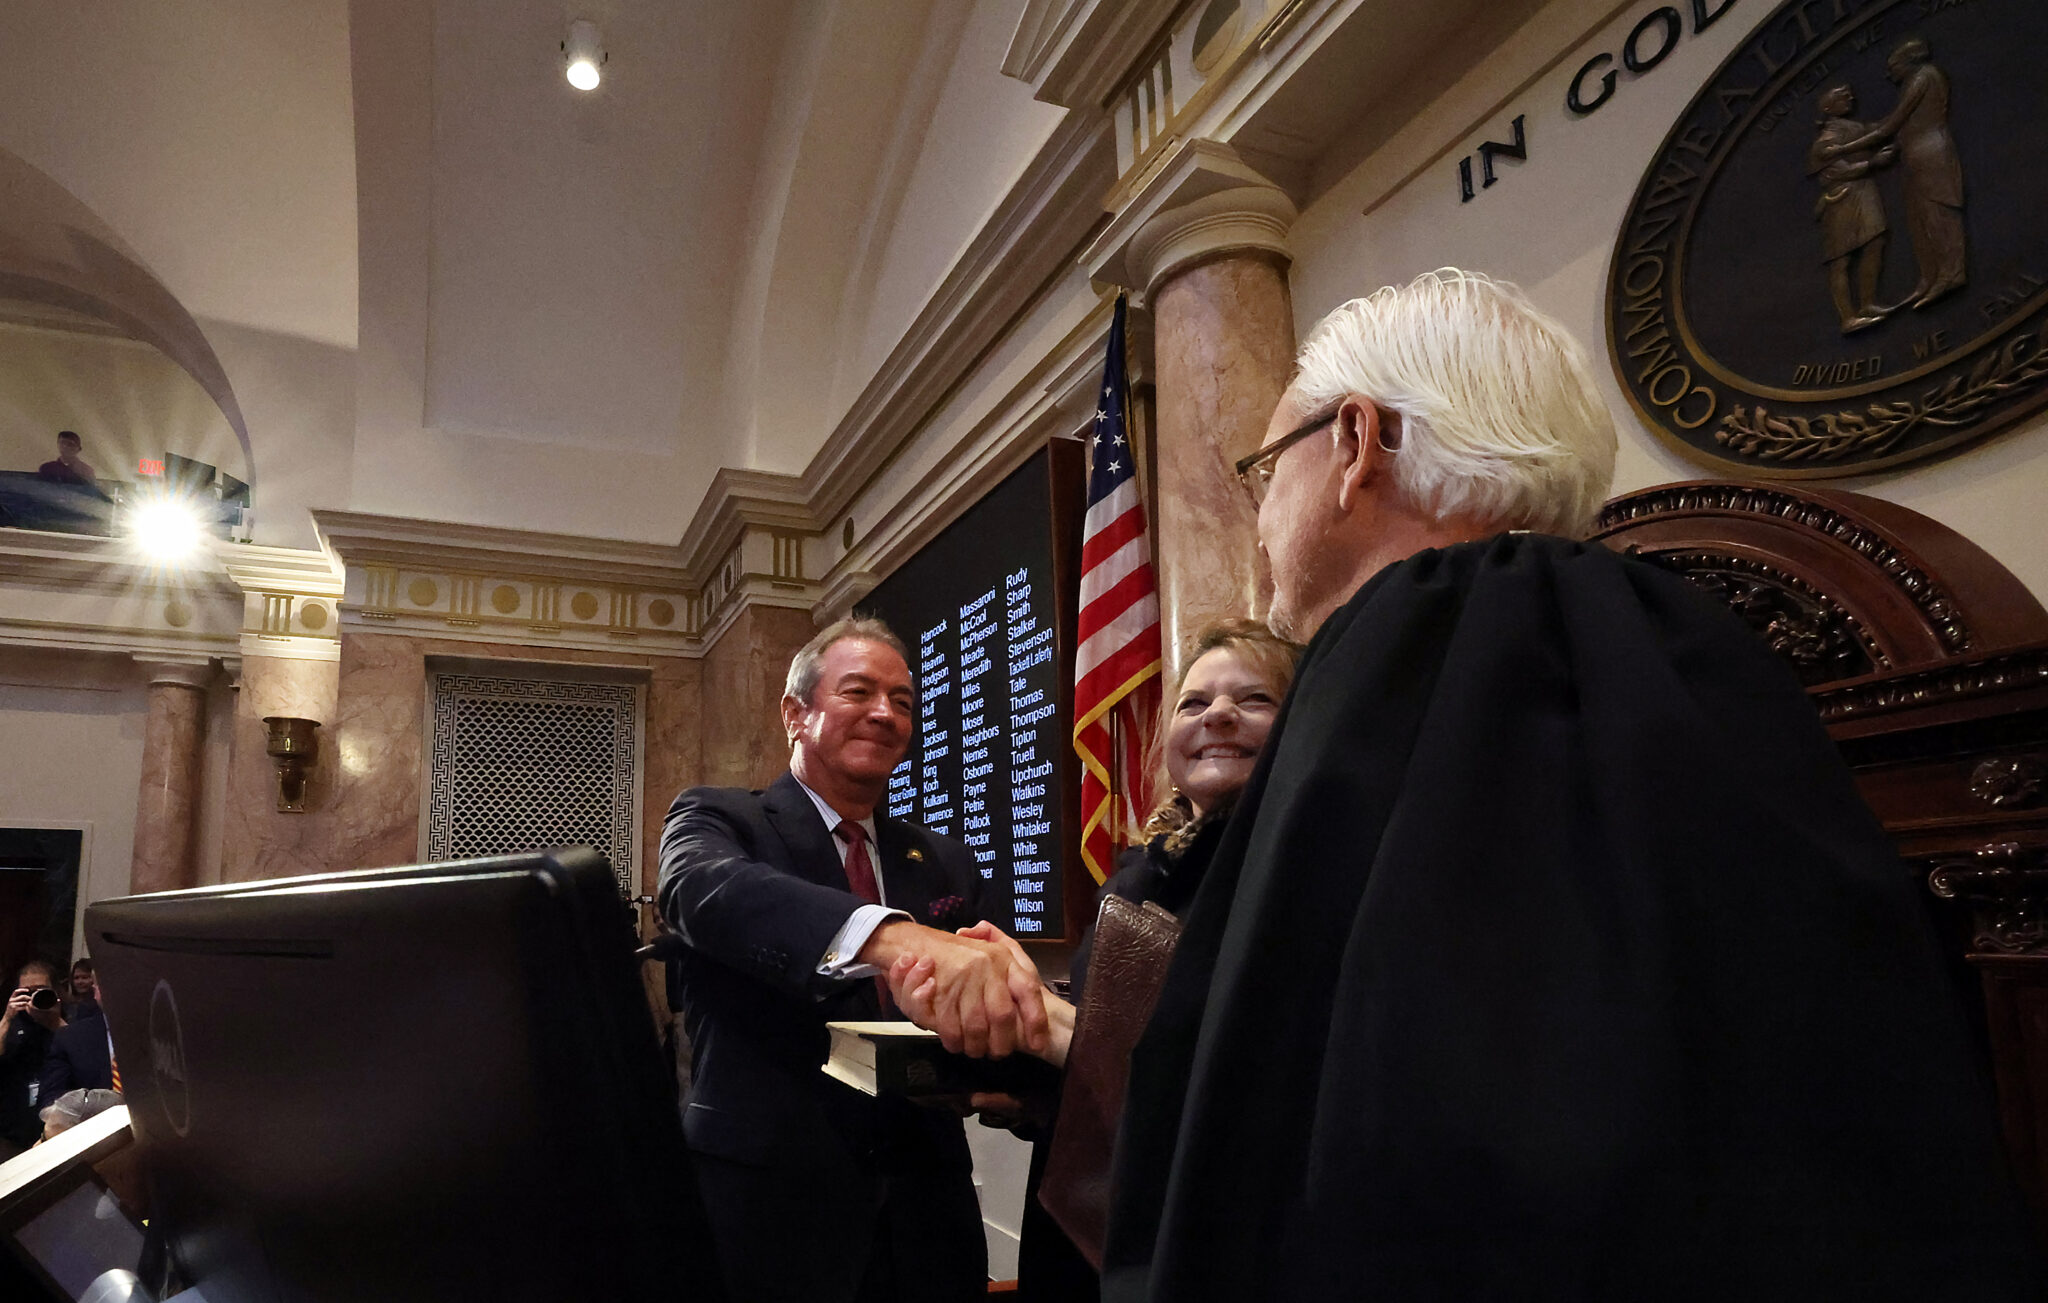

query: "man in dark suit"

left=38, top=999, right=114, bottom=1103
left=659, top=617, right=1048, bottom=1303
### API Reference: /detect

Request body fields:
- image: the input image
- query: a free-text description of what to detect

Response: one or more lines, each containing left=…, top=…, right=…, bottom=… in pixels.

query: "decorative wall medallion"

left=1606, top=0, right=2048, bottom=476
left=163, top=599, right=192, bottom=628
left=298, top=602, right=328, bottom=631
left=646, top=599, right=675, bottom=628
left=408, top=577, right=439, bottom=607
left=570, top=591, right=600, bottom=621
left=490, top=584, right=520, bottom=614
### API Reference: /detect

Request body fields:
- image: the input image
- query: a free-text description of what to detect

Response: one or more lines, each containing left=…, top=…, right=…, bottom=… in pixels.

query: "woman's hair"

left=1142, top=618, right=1305, bottom=841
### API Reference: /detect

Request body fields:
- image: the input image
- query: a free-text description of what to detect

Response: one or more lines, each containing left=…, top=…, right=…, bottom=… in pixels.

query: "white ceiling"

left=0, top=0, right=1066, bottom=538
left=424, top=0, right=800, bottom=456
left=0, top=0, right=359, bottom=350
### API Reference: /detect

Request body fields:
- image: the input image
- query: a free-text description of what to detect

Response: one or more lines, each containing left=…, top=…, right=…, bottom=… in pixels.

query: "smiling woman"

left=999, top=616, right=1303, bottom=1300
left=1145, top=618, right=1304, bottom=847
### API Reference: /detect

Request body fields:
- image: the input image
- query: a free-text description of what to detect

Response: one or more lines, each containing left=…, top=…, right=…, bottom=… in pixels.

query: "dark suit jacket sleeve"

left=36, top=1035, right=79, bottom=1110
left=657, top=786, right=871, bottom=1001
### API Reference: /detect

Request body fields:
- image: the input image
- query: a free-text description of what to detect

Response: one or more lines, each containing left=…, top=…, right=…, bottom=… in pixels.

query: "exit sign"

left=138, top=458, right=164, bottom=476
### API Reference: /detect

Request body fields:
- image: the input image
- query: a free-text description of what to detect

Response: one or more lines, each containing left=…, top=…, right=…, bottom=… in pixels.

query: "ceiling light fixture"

left=563, top=20, right=605, bottom=91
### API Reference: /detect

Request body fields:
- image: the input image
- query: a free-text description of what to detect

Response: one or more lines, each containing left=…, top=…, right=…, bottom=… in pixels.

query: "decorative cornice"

left=0, top=526, right=239, bottom=601
left=317, top=508, right=704, bottom=655
left=1083, top=138, right=1296, bottom=296
left=806, top=114, right=1118, bottom=529
left=133, top=654, right=218, bottom=690
left=1813, top=646, right=2048, bottom=725
left=216, top=542, right=345, bottom=599
left=315, top=510, right=691, bottom=590
left=674, top=469, right=810, bottom=592
left=813, top=296, right=1115, bottom=623
left=815, top=569, right=880, bottom=622
left=1000, top=0, right=1186, bottom=109
left=675, top=111, right=1117, bottom=594
left=1597, top=483, right=1974, bottom=656
left=309, top=508, right=800, bottom=657
left=0, top=526, right=242, bottom=659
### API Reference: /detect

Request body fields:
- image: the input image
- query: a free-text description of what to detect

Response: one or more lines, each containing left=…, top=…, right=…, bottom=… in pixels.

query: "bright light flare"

left=130, top=496, right=207, bottom=563
left=563, top=20, right=603, bottom=90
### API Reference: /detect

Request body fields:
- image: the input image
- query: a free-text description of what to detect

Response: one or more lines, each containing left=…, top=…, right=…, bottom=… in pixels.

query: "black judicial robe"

left=1101, top=534, right=2039, bottom=1302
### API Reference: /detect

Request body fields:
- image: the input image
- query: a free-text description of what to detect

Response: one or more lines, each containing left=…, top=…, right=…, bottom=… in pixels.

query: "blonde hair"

left=1289, top=268, right=1617, bottom=538
left=1142, top=618, right=1305, bottom=842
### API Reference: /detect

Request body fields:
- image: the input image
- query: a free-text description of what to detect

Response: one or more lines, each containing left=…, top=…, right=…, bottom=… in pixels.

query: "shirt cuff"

left=816, top=905, right=911, bottom=980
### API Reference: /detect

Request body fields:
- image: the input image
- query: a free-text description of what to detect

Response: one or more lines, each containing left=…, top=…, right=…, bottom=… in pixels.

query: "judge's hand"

left=890, top=923, right=1075, bottom=1066
left=859, top=920, right=1048, bottom=1058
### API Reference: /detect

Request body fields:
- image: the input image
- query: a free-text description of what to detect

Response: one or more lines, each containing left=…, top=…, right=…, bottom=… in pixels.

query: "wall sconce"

left=263, top=717, right=321, bottom=813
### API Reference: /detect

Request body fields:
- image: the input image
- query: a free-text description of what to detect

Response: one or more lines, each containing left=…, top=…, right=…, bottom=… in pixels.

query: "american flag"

left=1072, top=296, right=1162, bottom=883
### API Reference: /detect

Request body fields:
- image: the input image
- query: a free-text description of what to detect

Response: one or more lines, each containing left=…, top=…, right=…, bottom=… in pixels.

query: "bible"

left=1038, top=894, right=1183, bottom=1268
left=821, top=1020, right=1059, bottom=1099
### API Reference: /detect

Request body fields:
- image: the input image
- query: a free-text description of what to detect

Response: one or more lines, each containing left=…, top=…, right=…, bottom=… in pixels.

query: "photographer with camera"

left=0, top=959, right=69, bottom=1155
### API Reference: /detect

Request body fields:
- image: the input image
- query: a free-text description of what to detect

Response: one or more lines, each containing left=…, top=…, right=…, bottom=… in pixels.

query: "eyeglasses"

left=1234, top=410, right=1338, bottom=508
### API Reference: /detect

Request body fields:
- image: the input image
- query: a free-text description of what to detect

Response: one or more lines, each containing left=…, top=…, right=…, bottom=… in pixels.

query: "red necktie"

left=837, top=821, right=892, bottom=1013
left=837, top=820, right=881, bottom=905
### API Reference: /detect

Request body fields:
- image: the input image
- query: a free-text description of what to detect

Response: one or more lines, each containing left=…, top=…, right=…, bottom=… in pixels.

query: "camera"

left=28, top=987, right=58, bottom=1012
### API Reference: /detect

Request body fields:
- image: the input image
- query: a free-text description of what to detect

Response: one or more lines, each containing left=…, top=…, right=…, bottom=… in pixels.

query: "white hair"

left=1288, top=268, right=1617, bottom=537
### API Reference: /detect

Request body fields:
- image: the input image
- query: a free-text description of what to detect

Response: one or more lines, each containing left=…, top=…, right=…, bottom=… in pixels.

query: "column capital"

left=1083, top=139, right=1297, bottom=299
left=132, top=654, right=217, bottom=690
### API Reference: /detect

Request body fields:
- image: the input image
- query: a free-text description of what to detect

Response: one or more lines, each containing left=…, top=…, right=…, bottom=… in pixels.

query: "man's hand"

left=895, top=922, right=1078, bottom=1067
left=858, top=920, right=1048, bottom=1058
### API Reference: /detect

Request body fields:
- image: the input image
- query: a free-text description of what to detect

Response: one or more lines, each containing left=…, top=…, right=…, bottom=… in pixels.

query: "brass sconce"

left=262, top=716, right=321, bottom=812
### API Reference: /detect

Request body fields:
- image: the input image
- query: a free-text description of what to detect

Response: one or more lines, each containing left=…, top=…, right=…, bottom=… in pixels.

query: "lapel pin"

left=906, top=847, right=924, bottom=863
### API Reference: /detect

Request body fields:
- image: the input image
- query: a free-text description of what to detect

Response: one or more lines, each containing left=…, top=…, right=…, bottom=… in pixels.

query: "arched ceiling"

left=0, top=0, right=1068, bottom=540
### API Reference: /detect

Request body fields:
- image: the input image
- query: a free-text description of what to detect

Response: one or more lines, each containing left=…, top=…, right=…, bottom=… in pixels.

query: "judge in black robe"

left=1102, top=271, right=2038, bottom=1301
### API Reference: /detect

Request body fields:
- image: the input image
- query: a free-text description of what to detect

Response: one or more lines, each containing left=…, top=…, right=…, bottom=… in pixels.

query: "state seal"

left=1606, top=0, right=2048, bottom=475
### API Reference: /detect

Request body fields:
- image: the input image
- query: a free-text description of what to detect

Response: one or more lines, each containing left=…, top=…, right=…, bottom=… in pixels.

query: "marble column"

left=131, top=657, right=216, bottom=894
left=1088, top=141, right=1298, bottom=674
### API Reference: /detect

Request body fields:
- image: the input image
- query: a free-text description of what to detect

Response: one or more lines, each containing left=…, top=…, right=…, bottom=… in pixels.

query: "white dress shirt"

left=794, top=776, right=910, bottom=981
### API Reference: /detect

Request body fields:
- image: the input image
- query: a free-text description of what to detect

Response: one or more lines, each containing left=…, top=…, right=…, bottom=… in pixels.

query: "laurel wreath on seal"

left=1715, top=332, right=2048, bottom=462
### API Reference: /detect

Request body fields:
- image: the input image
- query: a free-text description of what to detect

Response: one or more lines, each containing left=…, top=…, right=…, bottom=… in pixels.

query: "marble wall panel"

left=222, top=632, right=707, bottom=895
left=699, top=605, right=815, bottom=790
left=220, top=653, right=343, bottom=882
left=1151, top=252, right=1296, bottom=672
left=641, top=656, right=702, bottom=895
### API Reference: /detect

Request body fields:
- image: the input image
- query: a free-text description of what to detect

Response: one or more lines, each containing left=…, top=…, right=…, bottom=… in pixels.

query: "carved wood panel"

left=1595, top=479, right=2048, bottom=1231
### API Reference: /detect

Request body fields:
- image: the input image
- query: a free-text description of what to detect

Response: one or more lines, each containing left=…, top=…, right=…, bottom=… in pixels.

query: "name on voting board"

left=885, top=564, right=1060, bottom=932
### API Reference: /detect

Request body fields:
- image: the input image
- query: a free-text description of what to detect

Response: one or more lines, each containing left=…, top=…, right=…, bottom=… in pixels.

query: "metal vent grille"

left=425, top=673, right=640, bottom=896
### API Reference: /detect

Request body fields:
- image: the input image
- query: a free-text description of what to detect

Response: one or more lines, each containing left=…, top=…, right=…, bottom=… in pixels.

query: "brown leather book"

left=1038, top=893, right=1182, bottom=1268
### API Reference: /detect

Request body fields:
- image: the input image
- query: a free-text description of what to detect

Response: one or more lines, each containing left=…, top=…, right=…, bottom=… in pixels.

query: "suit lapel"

left=761, top=772, right=849, bottom=892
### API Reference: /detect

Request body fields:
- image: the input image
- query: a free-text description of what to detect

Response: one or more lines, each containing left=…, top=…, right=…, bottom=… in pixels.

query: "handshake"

left=855, top=918, right=1074, bottom=1065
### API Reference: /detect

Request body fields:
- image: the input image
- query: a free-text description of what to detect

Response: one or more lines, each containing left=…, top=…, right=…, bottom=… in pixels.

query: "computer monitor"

left=86, top=847, right=722, bottom=1302
left=0, top=1104, right=148, bottom=1301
